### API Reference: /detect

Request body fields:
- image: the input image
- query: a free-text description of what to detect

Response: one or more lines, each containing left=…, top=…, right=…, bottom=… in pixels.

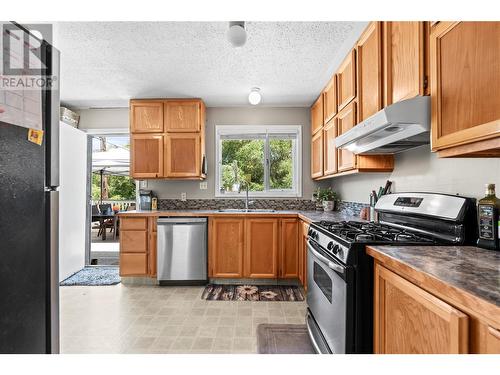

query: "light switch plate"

left=181, top=192, right=187, bottom=201
left=140, top=180, right=148, bottom=188
left=200, top=182, right=208, bottom=190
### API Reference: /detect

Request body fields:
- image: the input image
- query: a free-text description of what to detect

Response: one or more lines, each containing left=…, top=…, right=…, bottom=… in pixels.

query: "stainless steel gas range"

left=305, top=192, right=477, bottom=354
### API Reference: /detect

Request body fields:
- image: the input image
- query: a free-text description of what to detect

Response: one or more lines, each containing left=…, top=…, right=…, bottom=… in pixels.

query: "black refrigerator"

left=0, top=22, right=60, bottom=353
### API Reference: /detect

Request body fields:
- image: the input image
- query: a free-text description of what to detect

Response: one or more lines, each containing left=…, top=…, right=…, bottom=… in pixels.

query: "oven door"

left=306, top=239, right=352, bottom=354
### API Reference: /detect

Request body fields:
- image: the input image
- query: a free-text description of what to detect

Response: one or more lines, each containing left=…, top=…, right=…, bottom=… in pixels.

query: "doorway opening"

left=86, top=134, right=135, bottom=266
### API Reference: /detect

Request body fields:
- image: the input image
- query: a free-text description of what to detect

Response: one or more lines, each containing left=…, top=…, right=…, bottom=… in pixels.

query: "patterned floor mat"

left=201, top=284, right=304, bottom=301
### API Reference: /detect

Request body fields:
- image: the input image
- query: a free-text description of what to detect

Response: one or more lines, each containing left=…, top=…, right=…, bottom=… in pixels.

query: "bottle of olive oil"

left=477, top=184, right=500, bottom=250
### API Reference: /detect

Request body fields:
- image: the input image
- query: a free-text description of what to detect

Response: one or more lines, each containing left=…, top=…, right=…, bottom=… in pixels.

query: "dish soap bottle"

left=477, top=183, right=500, bottom=250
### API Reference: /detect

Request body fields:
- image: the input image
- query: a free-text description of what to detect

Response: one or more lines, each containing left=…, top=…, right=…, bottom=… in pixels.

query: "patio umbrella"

left=92, top=147, right=130, bottom=203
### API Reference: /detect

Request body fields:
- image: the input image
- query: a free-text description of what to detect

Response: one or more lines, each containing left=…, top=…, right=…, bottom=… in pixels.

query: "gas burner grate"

left=317, top=220, right=434, bottom=244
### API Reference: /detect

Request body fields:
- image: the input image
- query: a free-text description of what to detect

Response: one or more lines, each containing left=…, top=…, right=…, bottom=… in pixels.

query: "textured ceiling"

left=53, top=22, right=367, bottom=109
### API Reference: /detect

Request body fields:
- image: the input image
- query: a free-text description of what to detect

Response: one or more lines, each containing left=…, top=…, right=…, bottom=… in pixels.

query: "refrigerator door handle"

left=47, top=190, right=60, bottom=353
left=47, top=45, right=60, bottom=188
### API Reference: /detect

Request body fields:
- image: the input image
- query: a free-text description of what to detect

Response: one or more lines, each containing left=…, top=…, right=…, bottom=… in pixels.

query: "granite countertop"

left=118, top=209, right=361, bottom=223
left=367, top=245, right=500, bottom=307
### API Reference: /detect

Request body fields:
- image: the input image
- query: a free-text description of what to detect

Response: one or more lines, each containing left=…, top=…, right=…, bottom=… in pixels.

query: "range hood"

left=335, top=96, right=430, bottom=154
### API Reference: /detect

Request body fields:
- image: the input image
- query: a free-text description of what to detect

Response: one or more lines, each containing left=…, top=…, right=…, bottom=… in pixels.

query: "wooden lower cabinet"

left=374, top=263, right=469, bottom=353
left=120, top=253, right=148, bottom=276
left=244, top=218, right=279, bottom=278
left=119, top=216, right=155, bottom=277
left=279, top=219, right=298, bottom=278
left=298, top=220, right=309, bottom=290
left=209, top=216, right=304, bottom=282
left=209, top=218, right=245, bottom=278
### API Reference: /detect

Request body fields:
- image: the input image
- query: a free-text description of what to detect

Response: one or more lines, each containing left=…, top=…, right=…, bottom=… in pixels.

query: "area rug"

left=60, top=266, right=120, bottom=286
left=257, top=324, right=316, bottom=354
left=201, top=284, right=304, bottom=301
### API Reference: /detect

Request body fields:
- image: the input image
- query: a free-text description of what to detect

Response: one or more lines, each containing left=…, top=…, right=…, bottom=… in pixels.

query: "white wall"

left=59, top=122, right=87, bottom=281
left=146, top=106, right=326, bottom=199
left=77, top=108, right=129, bottom=131
left=331, top=145, right=500, bottom=204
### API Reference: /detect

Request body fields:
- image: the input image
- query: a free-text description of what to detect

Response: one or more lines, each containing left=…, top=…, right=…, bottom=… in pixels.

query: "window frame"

left=215, top=125, right=302, bottom=198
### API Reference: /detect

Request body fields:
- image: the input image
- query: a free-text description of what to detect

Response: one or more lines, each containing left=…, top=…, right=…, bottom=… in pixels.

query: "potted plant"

left=316, top=187, right=338, bottom=211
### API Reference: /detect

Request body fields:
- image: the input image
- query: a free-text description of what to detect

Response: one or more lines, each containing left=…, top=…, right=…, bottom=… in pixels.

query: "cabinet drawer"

left=121, top=230, right=147, bottom=253
left=120, top=217, right=148, bottom=230
left=120, top=253, right=148, bottom=276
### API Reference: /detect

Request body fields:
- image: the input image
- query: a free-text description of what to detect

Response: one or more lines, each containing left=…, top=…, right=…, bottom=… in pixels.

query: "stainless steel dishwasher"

left=157, top=217, right=208, bottom=285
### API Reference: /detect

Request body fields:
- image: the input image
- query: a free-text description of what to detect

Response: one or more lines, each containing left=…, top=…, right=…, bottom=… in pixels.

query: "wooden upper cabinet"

left=311, top=130, right=324, bottom=179
left=311, top=95, right=324, bottom=135
left=244, top=218, right=279, bottom=278
left=164, top=133, right=201, bottom=178
left=130, top=100, right=164, bottom=133
left=383, top=22, right=426, bottom=106
left=337, top=102, right=357, bottom=172
left=209, top=218, right=244, bottom=278
left=323, top=76, right=338, bottom=123
left=430, top=22, right=500, bottom=157
left=131, top=134, right=164, bottom=178
left=323, top=118, right=338, bottom=176
left=357, top=22, right=383, bottom=122
left=165, top=100, right=201, bottom=132
left=374, top=263, right=469, bottom=354
left=337, top=50, right=357, bottom=111
left=279, top=219, right=298, bottom=278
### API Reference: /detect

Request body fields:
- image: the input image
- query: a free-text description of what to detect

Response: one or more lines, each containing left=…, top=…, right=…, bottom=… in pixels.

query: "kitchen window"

left=215, top=125, right=302, bottom=197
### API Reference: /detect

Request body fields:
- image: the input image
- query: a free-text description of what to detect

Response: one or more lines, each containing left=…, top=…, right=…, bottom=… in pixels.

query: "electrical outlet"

left=199, top=182, right=208, bottom=190
left=181, top=192, right=187, bottom=201
left=140, top=180, right=148, bottom=188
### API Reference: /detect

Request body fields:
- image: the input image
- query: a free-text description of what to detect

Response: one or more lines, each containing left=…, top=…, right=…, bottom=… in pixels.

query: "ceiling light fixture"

left=227, top=21, right=247, bottom=47
left=248, top=87, right=261, bottom=105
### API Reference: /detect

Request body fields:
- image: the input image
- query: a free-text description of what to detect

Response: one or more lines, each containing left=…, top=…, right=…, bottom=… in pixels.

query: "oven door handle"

left=307, top=241, right=345, bottom=275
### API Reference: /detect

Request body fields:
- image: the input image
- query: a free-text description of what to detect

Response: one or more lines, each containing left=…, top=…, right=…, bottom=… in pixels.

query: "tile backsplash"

left=158, top=198, right=317, bottom=211
left=158, top=198, right=367, bottom=215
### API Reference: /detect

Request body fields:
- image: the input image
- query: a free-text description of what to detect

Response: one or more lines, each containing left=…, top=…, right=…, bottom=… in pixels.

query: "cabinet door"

left=165, top=100, right=201, bottom=132
left=302, top=229, right=308, bottom=291
left=210, top=218, right=244, bottom=278
left=244, top=218, right=279, bottom=278
left=120, top=253, right=148, bottom=276
left=311, top=95, right=324, bottom=135
left=148, top=218, right=157, bottom=277
left=430, top=22, right=500, bottom=153
left=323, top=76, right=337, bottom=123
left=485, top=326, right=500, bottom=354
left=131, top=134, right=164, bottom=178
left=279, top=219, right=298, bottom=279
left=337, top=102, right=357, bottom=172
left=311, top=131, right=324, bottom=179
left=357, top=22, right=383, bottom=122
left=374, top=263, right=469, bottom=354
left=130, top=101, right=164, bottom=133
left=164, top=133, right=201, bottom=177
left=383, top=22, right=426, bottom=106
left=337, top=50, right=356, bottom=111
left=298, top=220, right=309, bottom=290
left=323, top=118, right=338, bottom=176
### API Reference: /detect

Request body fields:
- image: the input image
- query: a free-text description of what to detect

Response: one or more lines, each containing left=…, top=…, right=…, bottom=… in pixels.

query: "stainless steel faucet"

left=239, top=181, right=254, bottom=211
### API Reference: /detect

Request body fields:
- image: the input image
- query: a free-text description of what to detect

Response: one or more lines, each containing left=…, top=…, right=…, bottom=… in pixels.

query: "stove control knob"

left=337, top=248, right=344, bottom=258
left=327, top=242, right=334, bottom=250
left=332, top=244, right=339, bottom=254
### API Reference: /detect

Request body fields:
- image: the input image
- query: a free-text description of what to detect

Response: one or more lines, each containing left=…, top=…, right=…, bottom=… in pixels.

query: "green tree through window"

left=218, top=128, right=299, bottom=195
